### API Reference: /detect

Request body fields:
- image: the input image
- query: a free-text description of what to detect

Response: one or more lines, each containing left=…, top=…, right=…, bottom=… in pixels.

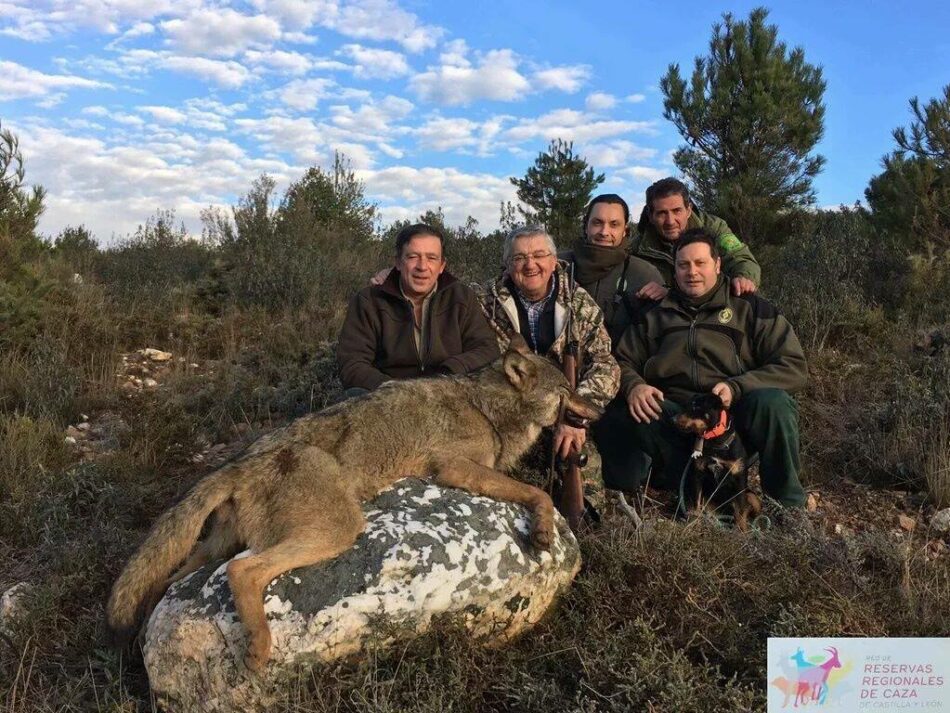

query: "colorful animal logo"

left=770, top=646, right=848, bottom=708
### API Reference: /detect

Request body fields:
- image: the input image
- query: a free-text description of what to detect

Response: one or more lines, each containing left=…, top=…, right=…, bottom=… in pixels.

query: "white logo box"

left=767, top=637, right=949, bottom=711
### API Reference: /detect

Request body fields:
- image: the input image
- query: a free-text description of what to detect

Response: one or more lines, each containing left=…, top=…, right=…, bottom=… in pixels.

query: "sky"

left=1, top=0, right=949, bottom=244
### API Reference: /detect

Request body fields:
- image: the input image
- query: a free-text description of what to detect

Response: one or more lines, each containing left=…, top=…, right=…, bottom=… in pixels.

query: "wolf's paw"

left=531, top=526, right=552, bottom=551
left=243, top=637, right=271, bottom=674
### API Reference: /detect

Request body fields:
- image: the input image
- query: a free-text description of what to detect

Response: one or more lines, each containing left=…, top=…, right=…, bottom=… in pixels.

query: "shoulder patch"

left=718, top=233, right=743, bottom=253
left=737, top=293, right=779, bottom=319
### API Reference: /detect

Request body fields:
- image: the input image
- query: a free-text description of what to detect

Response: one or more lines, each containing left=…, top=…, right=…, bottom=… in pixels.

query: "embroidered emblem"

left=718, top=308, right=733, bottom=324
left=719, top=234, right=742, bottom=252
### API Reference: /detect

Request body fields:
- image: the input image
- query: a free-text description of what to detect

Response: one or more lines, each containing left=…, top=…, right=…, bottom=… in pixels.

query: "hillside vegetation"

left=1, top=128, right=949, bottom=712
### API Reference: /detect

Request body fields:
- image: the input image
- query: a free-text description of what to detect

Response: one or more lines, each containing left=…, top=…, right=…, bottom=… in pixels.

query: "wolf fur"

left=106, top=340, right=601, bottom=671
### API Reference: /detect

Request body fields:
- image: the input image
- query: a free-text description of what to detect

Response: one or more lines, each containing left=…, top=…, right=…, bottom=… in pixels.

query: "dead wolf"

left=106, top=339, right=601, bottom=671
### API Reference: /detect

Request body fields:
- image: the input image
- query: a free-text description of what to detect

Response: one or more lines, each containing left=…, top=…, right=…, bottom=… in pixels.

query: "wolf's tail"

left=106, top=467, right=238, bottom=642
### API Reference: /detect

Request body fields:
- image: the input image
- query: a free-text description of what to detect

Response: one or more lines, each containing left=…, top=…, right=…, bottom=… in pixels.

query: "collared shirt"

left=399, top=282, right=438, bottom=356
left=514, top=276, right=555, bottom=352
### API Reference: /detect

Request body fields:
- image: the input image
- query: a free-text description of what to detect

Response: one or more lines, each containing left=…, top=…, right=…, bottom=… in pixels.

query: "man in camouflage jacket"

left=474, top=225, right=619, bottom=460
left=593, top=228, right=808, bottom=507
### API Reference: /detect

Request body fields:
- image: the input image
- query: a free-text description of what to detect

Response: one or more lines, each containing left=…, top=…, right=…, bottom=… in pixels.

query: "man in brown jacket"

left=338, top=223, right=499, bottom=394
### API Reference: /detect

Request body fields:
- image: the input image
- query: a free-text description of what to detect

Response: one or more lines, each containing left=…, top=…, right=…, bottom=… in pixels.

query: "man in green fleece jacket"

left=592, top=228, right=808, bottom=507
left=634, top=177, right=761, bottom=297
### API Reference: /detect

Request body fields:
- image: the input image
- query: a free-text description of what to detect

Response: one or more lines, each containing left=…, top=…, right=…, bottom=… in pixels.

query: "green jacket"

left=474, top=264, right=620, bottom=409
left=615, top=277, right=807, bottom=406
left=634, top=209, right=761, bottom=287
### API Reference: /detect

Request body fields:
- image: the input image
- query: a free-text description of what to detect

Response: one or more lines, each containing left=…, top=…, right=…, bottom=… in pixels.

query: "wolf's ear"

left=503, top=350, right=536, bottom=392
left=506, top=334, right=531, bottom=356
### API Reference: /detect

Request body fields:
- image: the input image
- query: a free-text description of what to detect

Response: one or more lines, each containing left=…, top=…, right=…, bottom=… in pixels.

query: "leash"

left=674, top=411, right=771, bottom=531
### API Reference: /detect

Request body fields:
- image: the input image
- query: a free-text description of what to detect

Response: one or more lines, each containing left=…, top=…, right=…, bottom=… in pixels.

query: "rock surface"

left=144, top=478, right=580, bottom=712
left=0, top=582, right=35, bottom=636
left=932, top=508, right=950, bottom=533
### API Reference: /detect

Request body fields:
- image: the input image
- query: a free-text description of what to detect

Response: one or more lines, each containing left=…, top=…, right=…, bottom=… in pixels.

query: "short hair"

left=584, top=193, right=630, bottom=226
left=645, top=177, right=691, bottom=213
left=674, top=228, right=720, bottom=259
left=394, top=223, right=445, bottom=258
left=503, top=225, right=557, bottom=265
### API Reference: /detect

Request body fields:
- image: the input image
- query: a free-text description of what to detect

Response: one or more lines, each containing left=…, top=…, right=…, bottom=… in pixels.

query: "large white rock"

left=144, top=478, right=580, bottom=712
left=932, top=508, right=950, bottom=534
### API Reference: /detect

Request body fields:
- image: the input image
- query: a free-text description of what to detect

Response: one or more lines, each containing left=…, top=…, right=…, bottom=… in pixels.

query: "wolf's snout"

left=566, top=393, right=603, bottom=422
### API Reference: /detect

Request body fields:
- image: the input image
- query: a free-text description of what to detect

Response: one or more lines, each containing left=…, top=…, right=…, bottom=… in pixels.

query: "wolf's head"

left=500, top=335, right=603, bottom=428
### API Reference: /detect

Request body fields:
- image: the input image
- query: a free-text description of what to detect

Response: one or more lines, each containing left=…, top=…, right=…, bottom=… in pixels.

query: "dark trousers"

left=592, top=388, right=805, bottom=507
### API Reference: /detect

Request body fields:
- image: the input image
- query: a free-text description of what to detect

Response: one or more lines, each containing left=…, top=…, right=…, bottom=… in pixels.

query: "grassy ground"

left=2, top=210, right=950, bottom=711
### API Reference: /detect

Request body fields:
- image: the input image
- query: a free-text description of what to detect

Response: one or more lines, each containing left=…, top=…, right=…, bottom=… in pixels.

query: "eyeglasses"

left=510, top=251, right=553, bottom=266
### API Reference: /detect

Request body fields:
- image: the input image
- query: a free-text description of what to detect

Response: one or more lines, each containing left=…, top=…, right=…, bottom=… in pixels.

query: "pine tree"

left=866, top=85, right=950, bottom=257
left=661, top=7, right=826, bottom=244
left=510, top=139, right=604, bottom=247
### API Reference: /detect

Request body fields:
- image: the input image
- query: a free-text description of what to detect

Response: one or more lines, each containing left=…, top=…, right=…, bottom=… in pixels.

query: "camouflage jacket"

left=473, top=264, right=620, bottom=409
left=634, top=209, right=762, bottom=287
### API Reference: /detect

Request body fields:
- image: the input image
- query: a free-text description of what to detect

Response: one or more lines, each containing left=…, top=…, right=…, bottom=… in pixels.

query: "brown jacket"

left=338, top=269, right=500, bottom=390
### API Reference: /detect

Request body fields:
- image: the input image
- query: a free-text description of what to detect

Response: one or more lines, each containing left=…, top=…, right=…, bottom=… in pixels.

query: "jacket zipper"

left=688, top=315, right=699, bottom=390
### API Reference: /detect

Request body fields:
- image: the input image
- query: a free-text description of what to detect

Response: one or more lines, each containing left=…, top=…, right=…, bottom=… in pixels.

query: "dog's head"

left=672, top=392, right=725, bottom=436
left=501, top=335, right=603, bottom=427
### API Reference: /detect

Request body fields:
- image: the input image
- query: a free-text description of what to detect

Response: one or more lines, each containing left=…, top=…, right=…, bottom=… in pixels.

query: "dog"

left=106, top=337, right=602, bottom=672
left=671, top=393, right=761, bottom=531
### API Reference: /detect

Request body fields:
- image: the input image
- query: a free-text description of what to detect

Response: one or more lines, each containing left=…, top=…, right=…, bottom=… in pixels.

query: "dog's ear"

left=503, top=350, right=536, bottom=392
left=707, top=392, right=725, bottom=410
left=506, top=334, right=531, bottom=356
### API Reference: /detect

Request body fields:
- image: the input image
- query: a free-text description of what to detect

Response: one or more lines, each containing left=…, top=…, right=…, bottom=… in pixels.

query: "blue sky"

left=1, top=0, right=948, bottom=244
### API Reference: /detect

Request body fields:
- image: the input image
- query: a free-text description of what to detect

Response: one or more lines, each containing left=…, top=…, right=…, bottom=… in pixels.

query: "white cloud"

left=415, top=117, right=480, bottom=151
left=160, top=9, right=281, bottom=58
left=585, top=92, right=617, bottom=111
left=411, top=49, right=530, bottom=106
left=274, top=77, right=336, bottom=111
left=244, top=49, right=313, bottom=75
left=0, top=0, right=204, bottom=41
left=505, top=109, right=657, bottom=143
left=582, top=140, right=657, bottom=168
left=233, top=115, right=326, bottom=162
left=160, top=56, right=251, bottom=88
left=0, top=60, right=110, bottom=101
left=362, top=166, right=517, bottom=229
left=248, top=0, right=334, bottom=31
left=338, top=44, right=410, bottom=79
left=138, top=105, right=186, bottom=123
left=532, top=65, right=590, bottom=93
left=615, top=165, right=668, bottom=184
left=328, top=95, right=414, bottom=142
left=626, top=93, right=646, bottom=103
left=328, top=0, right=444, bottom=53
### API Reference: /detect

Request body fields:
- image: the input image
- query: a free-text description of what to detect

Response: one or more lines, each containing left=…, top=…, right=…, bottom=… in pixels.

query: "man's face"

left=674, top=241, right=721, bottom=297
left=396, top=235, right=445, bottom=298
left=585, top=202, right=627, bottom=247
left=650, top=193, right=692, bottom=242
left=508, top=235, right=557, bottom=300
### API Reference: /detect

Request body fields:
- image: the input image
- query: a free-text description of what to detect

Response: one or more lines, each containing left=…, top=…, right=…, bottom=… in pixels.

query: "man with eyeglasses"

left=475, top=225, right=620, bottom=460
left=338, top=223, right=499, bottom=396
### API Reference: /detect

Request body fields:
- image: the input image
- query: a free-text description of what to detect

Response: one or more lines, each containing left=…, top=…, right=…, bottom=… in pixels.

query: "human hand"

left=627, top=384, right=664, bottom=423
left=711, top=382, right=734, bottom=410
left=554, top=423, right=587, bottom=460
left=370, top=267, right=393, bottom=286
left=731, top=277, right=757, bottom=296
left=636, top=281, right=669, bottom=301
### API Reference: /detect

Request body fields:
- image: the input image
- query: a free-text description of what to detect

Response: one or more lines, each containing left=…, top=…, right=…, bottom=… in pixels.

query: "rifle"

left=549, top=263, right=590, bottom=533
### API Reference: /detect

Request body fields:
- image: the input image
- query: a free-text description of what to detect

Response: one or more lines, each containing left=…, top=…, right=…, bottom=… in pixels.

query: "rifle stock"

left=558, top=342, right=586, bottom=533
